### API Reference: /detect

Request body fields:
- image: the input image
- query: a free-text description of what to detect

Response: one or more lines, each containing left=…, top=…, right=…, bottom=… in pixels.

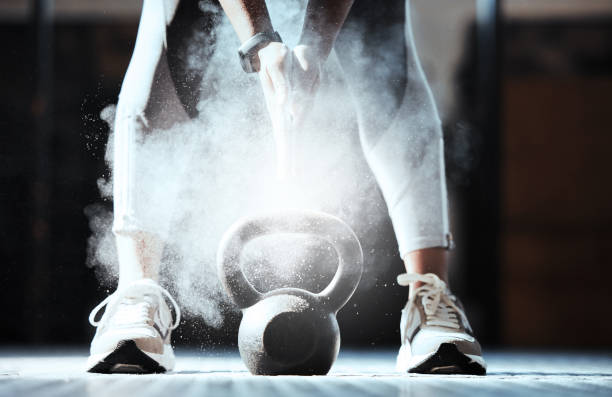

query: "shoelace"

left=89, top=279, right=181, bottom=330
left=397, top=273, right=462, bottom=329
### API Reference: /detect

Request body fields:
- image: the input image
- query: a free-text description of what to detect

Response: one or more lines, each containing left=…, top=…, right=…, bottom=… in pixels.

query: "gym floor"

left=1, top=349, right=610, bottom=397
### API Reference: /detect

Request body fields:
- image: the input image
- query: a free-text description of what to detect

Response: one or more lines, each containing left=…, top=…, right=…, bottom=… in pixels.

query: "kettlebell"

left=217, top=209, right=363, bottom=375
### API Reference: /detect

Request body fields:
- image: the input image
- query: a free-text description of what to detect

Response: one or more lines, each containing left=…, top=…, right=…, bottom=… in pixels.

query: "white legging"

left=112, top=0, right=451, bottom=259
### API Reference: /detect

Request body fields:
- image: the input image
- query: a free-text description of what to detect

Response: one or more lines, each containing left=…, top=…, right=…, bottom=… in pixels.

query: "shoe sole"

left=87, top=340, right=168, bottom=374
left=408, top=343, right=486, bottom=375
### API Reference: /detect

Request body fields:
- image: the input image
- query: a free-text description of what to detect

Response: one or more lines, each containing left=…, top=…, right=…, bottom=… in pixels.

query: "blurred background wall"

left=0, top=0, right=611, bottom=348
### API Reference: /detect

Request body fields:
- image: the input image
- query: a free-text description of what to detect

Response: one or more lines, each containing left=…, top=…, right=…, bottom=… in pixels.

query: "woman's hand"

left=257, top=42, right=291, bottom=109
left=257, top=43, right=322, bottom=129
left=288, top=44, right=322, bottom=126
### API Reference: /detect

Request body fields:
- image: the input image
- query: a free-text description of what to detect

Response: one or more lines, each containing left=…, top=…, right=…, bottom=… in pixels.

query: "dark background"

left=1, top=0, right=611, bottom=349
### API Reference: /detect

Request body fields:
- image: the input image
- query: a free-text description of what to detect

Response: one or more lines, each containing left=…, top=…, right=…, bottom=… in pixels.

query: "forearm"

left=218, top=0, right=274, bottom=43
left=299, top=0, right=354, bottom=59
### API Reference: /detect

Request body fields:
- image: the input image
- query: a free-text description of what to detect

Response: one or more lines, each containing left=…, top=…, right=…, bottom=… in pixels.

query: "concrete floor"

left=0, top=348, right=610, bottom=397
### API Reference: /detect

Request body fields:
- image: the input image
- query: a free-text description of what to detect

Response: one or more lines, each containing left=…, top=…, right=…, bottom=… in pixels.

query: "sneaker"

left=396, top=273, right=486, bottom=375
left=86, top=279, right=181, bottom=374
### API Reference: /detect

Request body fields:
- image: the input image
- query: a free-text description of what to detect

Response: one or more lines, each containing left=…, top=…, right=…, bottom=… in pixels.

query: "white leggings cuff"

left=398, top=234, right=454, bottom=261
left=112, top=214, right=168, bottom=240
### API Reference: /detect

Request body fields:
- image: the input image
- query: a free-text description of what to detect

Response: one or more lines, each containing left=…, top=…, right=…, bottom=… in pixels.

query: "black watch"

left=238, top=31, right=282, bottom=73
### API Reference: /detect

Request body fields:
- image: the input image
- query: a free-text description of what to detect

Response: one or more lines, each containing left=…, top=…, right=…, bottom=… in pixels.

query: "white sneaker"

left=396, top=273, right=486, bottom=375
left=86, top=279, right=181, bottom=374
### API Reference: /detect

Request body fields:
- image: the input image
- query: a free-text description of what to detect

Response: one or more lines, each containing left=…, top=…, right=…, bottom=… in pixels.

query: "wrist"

left=238, top=30, right=283, bottom=73
left=298, top=32, right=334, bottom=61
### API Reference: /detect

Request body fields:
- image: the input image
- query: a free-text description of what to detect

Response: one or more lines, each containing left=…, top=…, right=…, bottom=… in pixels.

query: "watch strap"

left=238, top=31, right=282, bottom=73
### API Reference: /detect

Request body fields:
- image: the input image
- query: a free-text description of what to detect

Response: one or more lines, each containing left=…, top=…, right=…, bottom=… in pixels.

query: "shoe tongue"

left=418, top=289, right=454, bottom=315
left=121, top=296, right=142, bottom=303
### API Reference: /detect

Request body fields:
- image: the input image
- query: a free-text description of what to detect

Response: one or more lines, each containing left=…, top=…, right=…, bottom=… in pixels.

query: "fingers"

left=288, top=45, right=321, bottom=125
left=267, top=62, right=289, bottom=105
left=290, top=72, right=319, bottom=126
left=257, top=43, right=322, bottom=127
left=258, top=67, right=274, bottom=106
left=258, top=43, right=290, bottom=106
left=292, top=45, right=310, bottom=73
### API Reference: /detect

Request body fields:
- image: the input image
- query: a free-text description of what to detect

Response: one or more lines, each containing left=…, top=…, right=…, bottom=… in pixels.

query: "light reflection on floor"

left=0, top=348, right=610, bottom=397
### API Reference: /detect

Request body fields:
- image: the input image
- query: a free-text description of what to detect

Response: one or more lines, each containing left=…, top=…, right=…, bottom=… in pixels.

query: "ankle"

left=115, top=232, right=163, bottom=288
left=117, top=275, right=159, bottom=290
left=403, top=247, right=449, bottom=288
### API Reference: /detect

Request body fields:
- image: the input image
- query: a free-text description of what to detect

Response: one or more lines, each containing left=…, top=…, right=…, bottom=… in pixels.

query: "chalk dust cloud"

left=86, top=0, right=397, bottom=327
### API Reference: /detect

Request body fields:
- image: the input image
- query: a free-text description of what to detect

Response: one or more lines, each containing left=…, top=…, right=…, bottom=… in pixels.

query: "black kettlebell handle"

left=217, top=210, right=363, bottom=312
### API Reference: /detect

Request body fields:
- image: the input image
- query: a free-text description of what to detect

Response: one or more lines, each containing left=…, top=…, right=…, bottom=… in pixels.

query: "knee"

left=358, top=96, right=442, bottom=150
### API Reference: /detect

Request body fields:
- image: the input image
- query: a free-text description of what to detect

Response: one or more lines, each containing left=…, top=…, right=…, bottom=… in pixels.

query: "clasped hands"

left=257, top=43, right=322, bottom=129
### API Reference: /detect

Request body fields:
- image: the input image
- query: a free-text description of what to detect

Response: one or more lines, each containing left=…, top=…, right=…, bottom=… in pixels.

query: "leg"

left=113, top=0, right=215, bottom=287
left=88, top=0, right=217, bottom=374
left=335, top=0, right=451, bottom=268
left=113, top=0, right=185, bottom=287
left=404, top=247, right=448, bottom=284
left=335, top=0, right=485, bottom=375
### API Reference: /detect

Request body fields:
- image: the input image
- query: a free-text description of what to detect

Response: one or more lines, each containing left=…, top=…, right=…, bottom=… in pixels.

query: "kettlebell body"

left=239, top=289, right=340, bottom=375
left=218, top=210, right=363, bottom=375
